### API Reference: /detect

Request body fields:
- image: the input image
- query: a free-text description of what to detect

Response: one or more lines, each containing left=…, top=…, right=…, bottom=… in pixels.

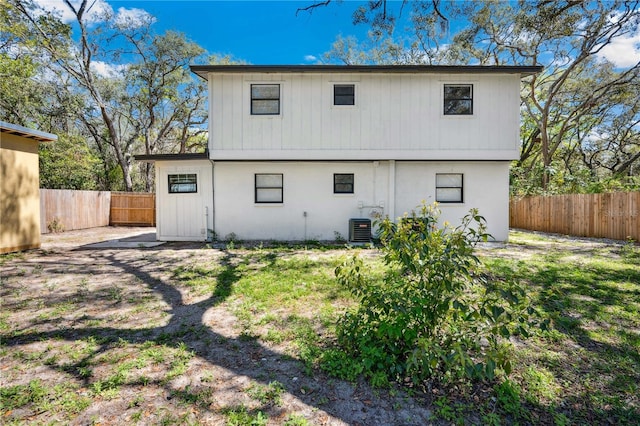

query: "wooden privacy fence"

left=40, top=189, right=111, bottom=234
left=510, top=192, right=640, bottom=241
left=109, top=192, right=156, bottom=227
left=40, top=190, right=155, bottom=233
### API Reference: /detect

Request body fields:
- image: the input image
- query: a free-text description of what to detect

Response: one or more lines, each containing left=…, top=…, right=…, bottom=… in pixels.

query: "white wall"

left=213, top=161, right=386, bottom=241
left=394, top=161, right=511, bottom=241
left=209, top=73, right=521, bottom=161
left=155, top=160, right=213, bottom=241
left=213, top=161, right=511, bottom=242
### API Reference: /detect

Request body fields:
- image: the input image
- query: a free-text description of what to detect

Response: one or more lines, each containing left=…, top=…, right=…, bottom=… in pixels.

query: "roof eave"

left=190, top=64, right=543, bottom=79
left=0, top=121, right=58, bottom=142
left=134, top=152, right=209, bottom=163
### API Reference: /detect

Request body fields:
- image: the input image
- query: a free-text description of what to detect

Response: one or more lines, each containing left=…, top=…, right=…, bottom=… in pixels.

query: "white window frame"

left=255, top=173, right=283, bottom=204
left=168, top=173, right=198, bottom=194
left=435, top=173, right=464, bottom=203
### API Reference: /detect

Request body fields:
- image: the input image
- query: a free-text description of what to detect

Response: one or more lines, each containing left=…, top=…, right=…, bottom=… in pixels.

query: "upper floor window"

left=255, top=173, right=283, bottom=203
left=436, top=173, right=463, bottom=203
left=444, top=84, right=473, bottom=115
left=168, top=174, right=197, bottom=194
left=334, top=84, right=355, bottom=106
left=251, top=84, right=280, bottom=115
left=334, top=173, right=354, bottom=193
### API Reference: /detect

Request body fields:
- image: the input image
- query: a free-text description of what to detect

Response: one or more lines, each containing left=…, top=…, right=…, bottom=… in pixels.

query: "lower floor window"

left=436, top=173, right=463, bottom=203
left=168, top=174, right=197, bottom=193
left=334, top=173, right=354, bottom=194
left=255, top=173, right=283, bottom=203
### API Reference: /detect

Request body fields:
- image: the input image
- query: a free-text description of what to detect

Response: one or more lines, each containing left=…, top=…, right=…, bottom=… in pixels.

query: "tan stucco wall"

left=0, top=133, right=42, bottom=253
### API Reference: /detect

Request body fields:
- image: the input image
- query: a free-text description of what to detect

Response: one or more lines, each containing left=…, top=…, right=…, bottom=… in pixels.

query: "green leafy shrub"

left=332, top=202, right=545, bottom=385
left=620, top=237, right=640, bottom=265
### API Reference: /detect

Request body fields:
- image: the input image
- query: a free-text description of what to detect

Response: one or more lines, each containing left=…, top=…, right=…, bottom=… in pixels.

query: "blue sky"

left=62, top=0, right=383, bottom=64
left=34, top=0, right=640, bottom=67
left=115, top=0, right=374, bottom=64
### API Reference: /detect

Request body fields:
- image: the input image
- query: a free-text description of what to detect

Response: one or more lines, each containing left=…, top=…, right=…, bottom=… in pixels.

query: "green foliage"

left=0, top=379, right=48, bottom=410
left=39, top=134, right=101, bottom=190
left=334, top=203, right=545, bottom=385
left=522, top=366, right=560, bottom=404
left=246, top=381, right=285, bottom=407
left=222, top=405, right=268, bottom=426
left=433, top=396, right=467, bottom=424
left=319, top=349, right=364, bottom=381
left=511, top=159, right=640, bottom=196
left=0, top=379, right=91, bottom=416
left=494, top=379, right=523, bottom=417
left=283, top=413, right=310, bottom=426
left=620, top=238, right=640, bottom=265
left=0, top=53, right=39, bottom=125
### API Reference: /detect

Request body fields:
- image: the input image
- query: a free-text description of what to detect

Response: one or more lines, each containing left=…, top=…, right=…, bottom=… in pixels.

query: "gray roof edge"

left=0, top=121, right=58, bottom=142
left=134, top=152, right=209, bottom=162
left=190, top=64, right=543, bottom=79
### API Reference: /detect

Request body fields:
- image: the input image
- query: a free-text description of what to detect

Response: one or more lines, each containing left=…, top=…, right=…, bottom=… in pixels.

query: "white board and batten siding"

left=209, top=72, right=521, bottom=161
left=155, top=160, right=213, bottom=241
left=150, top=67, right=536, bottom=242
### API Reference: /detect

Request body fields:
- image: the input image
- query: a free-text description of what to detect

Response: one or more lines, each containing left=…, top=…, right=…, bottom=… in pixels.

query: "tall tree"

left=459, top=0, right=640, bottom=189
left=0, top=1, right=64, bottom=127
left=9, top=0, right=210, bottom=192
left=315, top=0, right=640, bottom=193
left=11, top=0, right=138, bottom=190
left=122, top=30, right=207, bottom=191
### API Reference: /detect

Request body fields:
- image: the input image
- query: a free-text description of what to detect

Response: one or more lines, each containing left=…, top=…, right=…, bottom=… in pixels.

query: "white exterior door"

left=156, top=160, right=213, bottom=241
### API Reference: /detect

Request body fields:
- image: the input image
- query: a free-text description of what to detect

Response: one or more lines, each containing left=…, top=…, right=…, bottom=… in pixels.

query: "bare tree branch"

left=296, top=0, right=332, bottom=17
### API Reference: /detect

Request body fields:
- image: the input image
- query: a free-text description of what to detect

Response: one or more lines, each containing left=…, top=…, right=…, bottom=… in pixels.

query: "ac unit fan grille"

left=349, top=218, right=371, bottom=243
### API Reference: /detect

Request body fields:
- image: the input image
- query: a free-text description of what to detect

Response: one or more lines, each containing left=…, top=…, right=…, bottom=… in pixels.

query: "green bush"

left=332, top=203, right=544, bottom=385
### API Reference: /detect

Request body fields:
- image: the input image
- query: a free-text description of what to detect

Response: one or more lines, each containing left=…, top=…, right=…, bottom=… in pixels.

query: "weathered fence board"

left=40, top=189, right=111, bottom=234
left=510, top=192, right=640, bottom=241
left=109, top=192, right=156, bottom=226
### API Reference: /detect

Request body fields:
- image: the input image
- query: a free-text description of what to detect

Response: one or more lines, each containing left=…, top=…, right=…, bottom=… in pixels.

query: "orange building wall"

left=0, top=133, right=42, bottom=253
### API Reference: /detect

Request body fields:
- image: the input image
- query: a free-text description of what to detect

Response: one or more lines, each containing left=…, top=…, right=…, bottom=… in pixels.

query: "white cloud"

left=304, top=55, right=318, bottom=62
left=114, top=7, right=156, bottom=29
left=91, top=60, right=126, bottom=78
left=32, top=0, right=112, bottom=24
left=596, top=31, right=640, bottom=68
left=594, top=10, right=640, bottom=68
left=32, top=0, right=154, bottom=28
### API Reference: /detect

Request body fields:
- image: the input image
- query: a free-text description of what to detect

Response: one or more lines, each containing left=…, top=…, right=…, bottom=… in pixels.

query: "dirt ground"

left=2, top=227, right=633, bottom=425
left=1, top=227, right=435, bottom=425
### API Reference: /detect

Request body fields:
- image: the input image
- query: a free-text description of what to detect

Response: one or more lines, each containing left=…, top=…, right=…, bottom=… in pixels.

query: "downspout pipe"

left=208, top=159, right=215, bottom=242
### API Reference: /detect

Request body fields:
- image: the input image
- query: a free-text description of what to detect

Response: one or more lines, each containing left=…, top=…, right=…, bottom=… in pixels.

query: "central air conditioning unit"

left=349, top=218, right=372, bottom=243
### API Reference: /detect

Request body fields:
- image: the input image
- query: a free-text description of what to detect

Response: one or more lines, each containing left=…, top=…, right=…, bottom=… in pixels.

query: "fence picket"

left=109, top=192, right=156, bottom=226
left=510, top=192, right=640, bottom=241
left=40, top=190, right=155, bottom=233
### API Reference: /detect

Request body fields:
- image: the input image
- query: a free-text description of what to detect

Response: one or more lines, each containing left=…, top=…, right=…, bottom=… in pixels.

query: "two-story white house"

left=137, top=65, right=541, bottom=242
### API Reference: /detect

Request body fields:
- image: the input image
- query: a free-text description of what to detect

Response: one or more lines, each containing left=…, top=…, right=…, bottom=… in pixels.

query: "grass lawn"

left=475, top=231, right=640, bottom=425
left=0, top=230, right=638, bottom=425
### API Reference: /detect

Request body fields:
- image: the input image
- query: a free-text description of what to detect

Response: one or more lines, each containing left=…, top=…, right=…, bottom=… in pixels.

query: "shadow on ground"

left=0, top=235, right=432, bottom=425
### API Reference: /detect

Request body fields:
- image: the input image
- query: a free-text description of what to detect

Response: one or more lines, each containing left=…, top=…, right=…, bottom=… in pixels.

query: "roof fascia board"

left=0, top=121, right=58, bottom=142
left=134, top=152, right=209, bottom=163
left=191, top=65, right=544, bottom=80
